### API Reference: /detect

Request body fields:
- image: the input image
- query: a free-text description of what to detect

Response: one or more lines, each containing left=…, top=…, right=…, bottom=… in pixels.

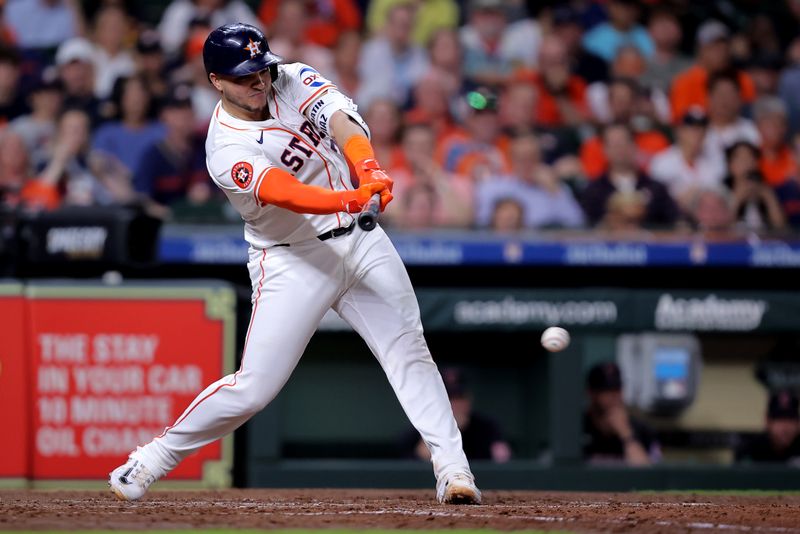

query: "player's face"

left=212, top=69, right=271, bottom=119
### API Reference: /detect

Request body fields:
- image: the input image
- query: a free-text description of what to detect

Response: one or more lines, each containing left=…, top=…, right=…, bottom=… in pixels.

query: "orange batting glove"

left=354, top=158, right=394, bottom=211
left=340, top=182, right=390, bottom=213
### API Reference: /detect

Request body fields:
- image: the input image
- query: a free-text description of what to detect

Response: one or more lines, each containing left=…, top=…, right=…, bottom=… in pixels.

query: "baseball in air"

left=541, top=327, right=570, bottom=352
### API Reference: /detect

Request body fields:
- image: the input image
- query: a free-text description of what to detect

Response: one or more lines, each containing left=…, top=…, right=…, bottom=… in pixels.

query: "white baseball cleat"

left=437, top=472, right=482, bottom=504
left=108, top=458, right=158, bottom=501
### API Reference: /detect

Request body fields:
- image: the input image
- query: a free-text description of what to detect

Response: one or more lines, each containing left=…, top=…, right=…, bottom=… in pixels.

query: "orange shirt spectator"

left=581, top=130, right=670, bottom=179
left=671, top=65, right=756, bottom=123
left=259, top=0, right=360, bottom=49
left=670, top=20, right=756, bottom=122
left=760, top=147, right=797, bottom=187
left=520, top=69, right=589, bottom=128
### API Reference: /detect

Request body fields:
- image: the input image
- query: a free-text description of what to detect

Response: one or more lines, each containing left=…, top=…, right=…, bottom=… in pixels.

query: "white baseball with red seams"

left=541, top=327, right=570, bottom=352
left=110, top=61, right=476, bottom=502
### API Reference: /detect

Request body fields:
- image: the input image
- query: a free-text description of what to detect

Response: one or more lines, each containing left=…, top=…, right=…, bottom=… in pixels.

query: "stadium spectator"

left=514, top=35, right=588, bottom=129
left=687, top=187, right=737, bottom=239
left=402, top=367, right=512, bottom=462
left=55, top=37, right=102, bottom=125
left=4, top=0, right=83, bottom=52
left=438, top=89, right=509, bottom=182
left=704, top=72, right=761, bottom=166
left=670, top=20, right=756, bottom=122
left=367, top=0, right=458, bottom=47
left=158, top=0, right=260, bottom=58
left=258, top=0, right=360, bottom=49
left=754, top=96, right=797, bottom=187
left=498, top=80, right=581, bottom=166
left=459, top=0, right=513, bottom=87
left=475, top=133, right=584, bottom=229
left=736, top=390, right=800, bottom=464
left=134, top=29, right=169, bottom=103
left=722, top=141, right=786, bottom=232
left=35, top=108, right=133, bottom=208
left=10, top=68, right=63, bottom=171
left=0, top=131, right=33, bottom=209
left=779, top=37, right=800, bottom=135
left=170, top=21, right=218, bottom=127
left=580, top=78, right=670, bottom=179
left=91, top=5, right=136, bottom=100
left=550, top=5, right=608, bottom=84
left=405, top=71, right=458, bottom=142
left=773, top=132, right=800, bottom=228
left=581, top=0, right=653, bottom=63
left=649, top=108, right=725, bottom=211
left=583, top=362, right=660, bottom=466
left=363, top=99, right=403, bottom=173
left=587, top=45, right=670, bottom=127
left=581, top=123, right=678, bottom=228
left=489, top=197, right=525, bottom=232
left=424, top=28, right=465, bottom=108
left=384, top=122, right=472, bottom=229
left=641, top=7, right=691, bottom=94
left=267, top=0, right=334, bottom=76
left=747, top=53, right=784, bottom=100
left=133, top=84, right=210, bottom=218
left=327, top=31, right=361, bottom=98
left=499, top=6, right=542, bottom=70
left=0, top=45, right=28, bottom=124
left=357, top=2, right=428, bottom=109
left=90, top=75, right=165, bottom=179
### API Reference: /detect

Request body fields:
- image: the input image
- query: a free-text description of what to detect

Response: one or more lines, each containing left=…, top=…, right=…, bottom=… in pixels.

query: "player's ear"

left=209, top=73, right=223, bottom=91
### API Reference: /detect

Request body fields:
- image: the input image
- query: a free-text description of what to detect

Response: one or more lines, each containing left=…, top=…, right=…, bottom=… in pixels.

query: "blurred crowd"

left=4, top=0, right=800, bottom=237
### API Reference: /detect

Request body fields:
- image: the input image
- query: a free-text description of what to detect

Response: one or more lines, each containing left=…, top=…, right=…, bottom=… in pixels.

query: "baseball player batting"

left=109, top=23, right=480, bottom=505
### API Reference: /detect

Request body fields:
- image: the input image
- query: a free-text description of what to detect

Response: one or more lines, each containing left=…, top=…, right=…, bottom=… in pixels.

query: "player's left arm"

left=290, top=63, right=393, bottom=210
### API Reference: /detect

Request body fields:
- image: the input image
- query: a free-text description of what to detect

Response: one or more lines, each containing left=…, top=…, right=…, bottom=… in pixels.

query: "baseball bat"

left=357, top=193, right=381, bottom=231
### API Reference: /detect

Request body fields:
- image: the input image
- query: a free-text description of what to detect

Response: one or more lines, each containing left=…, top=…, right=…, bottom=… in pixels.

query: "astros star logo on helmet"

left=245, top=38, right=262, bottom=59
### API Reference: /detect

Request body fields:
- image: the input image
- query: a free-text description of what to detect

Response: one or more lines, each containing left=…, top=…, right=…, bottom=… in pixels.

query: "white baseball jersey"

left=206, top=62, right=369, bottom=247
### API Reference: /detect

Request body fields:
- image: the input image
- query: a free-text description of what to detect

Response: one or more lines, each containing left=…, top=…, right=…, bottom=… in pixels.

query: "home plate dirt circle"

left=2, top=489, right=800, bottom=532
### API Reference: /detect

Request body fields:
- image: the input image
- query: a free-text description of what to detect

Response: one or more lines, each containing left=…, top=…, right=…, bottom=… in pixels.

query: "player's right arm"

left=208, top=145, right=386, bottom=214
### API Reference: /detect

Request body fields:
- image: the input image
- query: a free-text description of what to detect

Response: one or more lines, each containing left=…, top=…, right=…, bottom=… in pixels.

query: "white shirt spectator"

left=476, top=176, right=585, bottom=229
left=93, top=47, right=136, bottom=100
left=356, top=37, right=428, bottom=109
left=499, top=19, right=542, bottom=69
left=5, top=0, right=79, bottom=49
left=157, top=0, right=261, bottom=57
left=649, top=145, right=726, bottom=200
left=705, top=118, right=761, bottom=166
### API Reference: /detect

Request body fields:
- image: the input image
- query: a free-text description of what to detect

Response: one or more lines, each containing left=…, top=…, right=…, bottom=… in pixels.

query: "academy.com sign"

left=655, top=294, right=768, bottom=331
left=454, top=297, right=618, bottom=326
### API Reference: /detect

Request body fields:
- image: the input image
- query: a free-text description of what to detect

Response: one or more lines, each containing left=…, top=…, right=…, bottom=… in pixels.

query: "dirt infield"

left=2, top=489, right=800, bottom=533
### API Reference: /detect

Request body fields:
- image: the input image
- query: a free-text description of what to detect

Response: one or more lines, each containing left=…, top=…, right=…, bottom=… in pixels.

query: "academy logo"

left=245, top=38, right=262, bottom=59
left=231, top=161, right=254, bottom=189
left=300, top=67, right=324, bottom=88
left=655, top=294, right=768, bottom=331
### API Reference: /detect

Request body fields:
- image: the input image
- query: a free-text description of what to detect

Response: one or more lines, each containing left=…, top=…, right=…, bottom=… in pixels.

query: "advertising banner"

left=0, top=282, right=29, bottom=481
left=26, top=283, right=235, bottom=483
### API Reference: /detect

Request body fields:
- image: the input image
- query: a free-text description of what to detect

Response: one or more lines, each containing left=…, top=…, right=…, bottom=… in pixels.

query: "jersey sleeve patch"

left=231, top=161, right=254, bottom=189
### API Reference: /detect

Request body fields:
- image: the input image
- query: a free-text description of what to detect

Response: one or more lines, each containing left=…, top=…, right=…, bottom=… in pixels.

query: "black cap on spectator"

left=0, top=44, right=21, bottom=66
left=587, top=362, right=623, bottom=392
left=136, top=29, right=162, bottom=54
left=681, top=107, right=709, bottom=127
left=30, top=66, right=63, bottom=93
left=749, top=53, right=784, bottom=72
left=767, top=390, right=800, bottom=420
left=161, top=84, right=193, bottom=109
left=441, top=367, right=468, bottom=399
left=552, top=6, right=582, bottom=26
left=466, top=88, right=498, bottom=112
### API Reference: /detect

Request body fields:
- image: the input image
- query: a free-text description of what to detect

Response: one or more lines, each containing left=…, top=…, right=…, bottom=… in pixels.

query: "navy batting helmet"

left=203, top=23, right=282, bottom=81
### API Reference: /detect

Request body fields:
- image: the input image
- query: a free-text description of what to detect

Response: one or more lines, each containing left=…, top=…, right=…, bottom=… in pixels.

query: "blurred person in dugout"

left=736, top=390, right=800, bottom=465
left=401, top=367, right=511, bottom=463
left=584, top=362, right=660, bottom=466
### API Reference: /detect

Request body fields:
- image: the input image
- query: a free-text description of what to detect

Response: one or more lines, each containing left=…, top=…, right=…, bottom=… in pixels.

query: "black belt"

left=274, top=221, right=355, bottom=247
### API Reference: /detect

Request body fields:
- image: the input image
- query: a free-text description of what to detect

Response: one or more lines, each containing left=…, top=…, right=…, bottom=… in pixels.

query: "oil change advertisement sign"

left=26, top=283, right=234, bottom=483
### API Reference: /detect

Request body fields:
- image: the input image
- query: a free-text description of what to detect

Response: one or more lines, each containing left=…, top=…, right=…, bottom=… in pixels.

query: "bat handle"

left=357, top=193, right=381, bottom=231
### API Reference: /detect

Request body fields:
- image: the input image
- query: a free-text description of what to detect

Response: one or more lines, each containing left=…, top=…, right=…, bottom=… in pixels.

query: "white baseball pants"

left=136, top=226, right=471, bottom=483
